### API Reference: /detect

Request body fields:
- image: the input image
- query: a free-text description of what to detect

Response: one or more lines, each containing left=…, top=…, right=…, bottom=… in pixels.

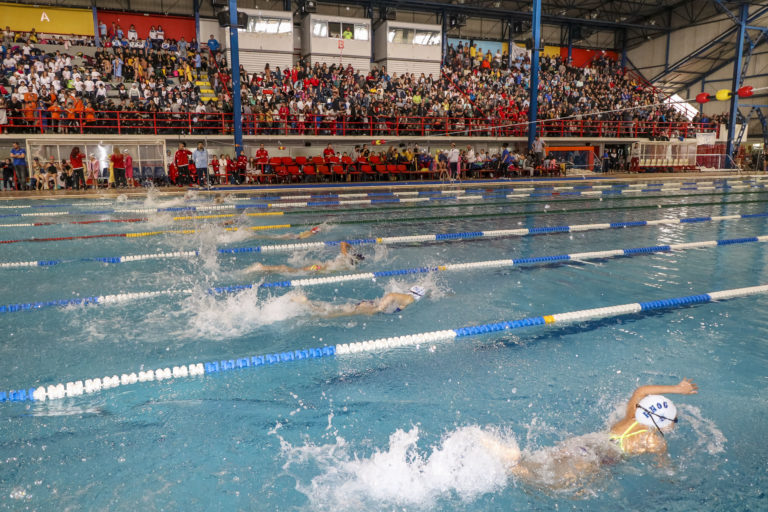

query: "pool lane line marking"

left=3, top=209, right=768, bottom=267
left=4, top=283, right=767, bottom=404
left=2, top=234, right=767, bottom=314
left=1, top=184, right=767, bottom=221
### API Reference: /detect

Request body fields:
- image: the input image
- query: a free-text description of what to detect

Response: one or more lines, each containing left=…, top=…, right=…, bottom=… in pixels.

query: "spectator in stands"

left=323, top=143, right=335, bottom=159
left=207, top=34, right=220, bottom=54
left=127, top=25, right=138, bottom=41
left=10, top=142, right=27, bottom=190
left=532, top=135, right=546, bottom=164
left=445, top=142, right=460, bottom=180
left=192, top=142, right=209, bottom=187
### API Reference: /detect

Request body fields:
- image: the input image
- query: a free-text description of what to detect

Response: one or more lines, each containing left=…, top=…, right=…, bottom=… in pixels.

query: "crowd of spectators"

left=0, top=23, right=721, bottom=138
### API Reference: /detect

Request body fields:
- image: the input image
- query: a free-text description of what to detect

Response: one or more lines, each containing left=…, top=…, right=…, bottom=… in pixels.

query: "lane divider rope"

left=3, top=211, right=767, bottom=268
left=4, top=283, right=767, bottom=404
left=2, top=234, right=767, bottom=313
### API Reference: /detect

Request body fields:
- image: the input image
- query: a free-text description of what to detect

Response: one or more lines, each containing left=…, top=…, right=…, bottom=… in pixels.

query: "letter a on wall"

left=41, top=12, right=50, bottom=22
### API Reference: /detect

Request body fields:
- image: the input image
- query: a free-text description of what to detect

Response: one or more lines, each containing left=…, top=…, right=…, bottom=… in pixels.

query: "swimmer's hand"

left=676, top=378, right=698, bottom=395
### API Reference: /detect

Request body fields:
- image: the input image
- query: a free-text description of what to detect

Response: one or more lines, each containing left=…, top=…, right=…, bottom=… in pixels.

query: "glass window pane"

left=328, top=22, right=341, bottom=38
left=354, top=24, right=369, bottom=41
left=278, top=20, right=292, bottom=33
left=312, top=21, right=327, bottom=37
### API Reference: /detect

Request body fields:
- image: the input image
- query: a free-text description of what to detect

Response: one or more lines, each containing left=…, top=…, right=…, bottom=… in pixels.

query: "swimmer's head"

left=408, top=286, right=426, bottom=301
left=350, top=253, right=365, bottom=265
left=310, top=226, right=321, bottom=234
left=635, top=394, right=678, bottom=432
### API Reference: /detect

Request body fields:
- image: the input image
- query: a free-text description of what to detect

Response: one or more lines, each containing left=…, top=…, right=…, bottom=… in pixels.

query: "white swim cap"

left=635, top=395, right=677, bottom=430
left=408, top=286, right=425, bottom=301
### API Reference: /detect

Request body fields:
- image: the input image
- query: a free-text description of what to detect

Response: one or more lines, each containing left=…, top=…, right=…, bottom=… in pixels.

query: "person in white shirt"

left=156, top=26, right=165, bottom=41
left=444, top=142, right=461, bottom=180
left=127, top=25, right=138, bottom=41
left=73, top=76, right=84, bottom=93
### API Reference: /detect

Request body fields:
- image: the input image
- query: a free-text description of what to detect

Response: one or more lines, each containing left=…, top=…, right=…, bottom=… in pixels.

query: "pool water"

left=1, top=182, right=767, bottom=511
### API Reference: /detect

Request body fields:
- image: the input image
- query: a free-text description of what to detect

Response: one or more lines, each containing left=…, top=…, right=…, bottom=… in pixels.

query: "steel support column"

left=229, top=0, right=243, bottom=158
left=567, top=24, right=573, bottom=61
left=442, top=10, right=448, bottom=64
left=92, top=1, right=100, bottom=48
left=508, top=18, right=514, bottom=68
left=528, top=0, right=542, bottom=149
left=193, top=0, right=201, bottom=43
left=727, top=3, right=748, bottom=168
left=621, top=29, right=627, bottom=68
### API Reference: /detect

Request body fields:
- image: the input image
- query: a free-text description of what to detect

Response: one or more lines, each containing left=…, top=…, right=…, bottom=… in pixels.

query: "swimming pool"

left=1, top=179, right=767, bottom=510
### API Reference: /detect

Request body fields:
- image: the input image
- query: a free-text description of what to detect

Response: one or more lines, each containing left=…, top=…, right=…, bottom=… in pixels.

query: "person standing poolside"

left=293, top=286, right=426, bottom=318
left=69, top=147, right=86, bottom=190
left=174, top=142, right=192, bottom=186
left=10, top=142, right=28, bottom=190
left=243, top=241, right=363, bottom=274
left=480, top=378, right=699, bottom=491
left=109, top=146, right=127, bottom=188
left=192, top=142, right=209, bottom=187
left=445, top=143, right=460, bottom=180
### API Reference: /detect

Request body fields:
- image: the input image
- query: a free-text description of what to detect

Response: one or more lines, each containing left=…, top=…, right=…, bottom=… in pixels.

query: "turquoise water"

left=1, top=184, right=767, bottom=510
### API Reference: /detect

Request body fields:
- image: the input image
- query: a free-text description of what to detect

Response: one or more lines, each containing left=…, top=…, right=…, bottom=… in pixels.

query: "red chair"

left=318, top=165, right=332, bottom=180
left=328, top=155, right=340, bottom=164
left=333, top=164, right=346, bottom=180
left=361, top=164, right=375, bottom=179
left=376, top=164, right=388, bottom=179
left=281, top=156, right=294, bottom=167
left=302, top=165, right=316, bottom=182
left=288, top=165, right=302, bottom=182
left=311, top=156, right=324, bottom=166
left=386, top=164, right=398, bottom=176
left=275, top=165, right=288, bottom=183
left=369, top=155, right=381, bottom=165
left=295, top=156, right=308, bottom=166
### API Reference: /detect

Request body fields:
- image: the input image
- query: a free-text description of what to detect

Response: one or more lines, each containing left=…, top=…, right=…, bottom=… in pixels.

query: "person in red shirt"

left=225, top=155, right=237, bottom=184
left=109, top=146, right=127, bottom=188
left=236, top=152, right=248, bottom=185
left=211, top=155, right=220, bottom=184
left=323, top=143, right=335, bottom=160
left=255, top=143, right=269, bottom=174
left=174, top=142, right=192, bottom=186
left=69, top=147, right=86, bottom=190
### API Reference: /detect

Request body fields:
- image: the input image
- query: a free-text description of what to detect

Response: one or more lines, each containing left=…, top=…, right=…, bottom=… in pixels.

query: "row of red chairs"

left=255, top=155, right=423, bottom=183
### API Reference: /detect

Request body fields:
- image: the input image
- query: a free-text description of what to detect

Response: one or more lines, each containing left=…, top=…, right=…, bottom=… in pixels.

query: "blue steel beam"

left=727, top=3, right=749, bottom=168
left=229, top=0, right=243, bottom=158
left=649, top=4, right=768, bottom=84
left=528, top=0, right=541, bottom=150
left=194, top=0, right=200, bottom=43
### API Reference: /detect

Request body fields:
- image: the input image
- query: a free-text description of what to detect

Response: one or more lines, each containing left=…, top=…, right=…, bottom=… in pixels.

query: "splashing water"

left=283, top=426, right=514, bottom=511
left=184, top=287, right=310, bottom=339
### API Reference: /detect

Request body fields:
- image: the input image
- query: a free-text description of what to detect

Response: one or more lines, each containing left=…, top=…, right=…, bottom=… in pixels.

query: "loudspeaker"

left=524, top=37, right=533, bottom=50
left=381, top=7, right=396, bottom=20
left=217, top=10, right=248, bottom=27
left=211, top=0, right=227, bottom=7
left=300, top=0, right=317, bottom=14
left=304, top=141, right=312, bottom=147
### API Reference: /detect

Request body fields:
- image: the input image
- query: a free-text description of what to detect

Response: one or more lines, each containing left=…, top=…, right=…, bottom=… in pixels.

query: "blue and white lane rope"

left=2, top=235, right=768, bottom=314
left=4, top=283, right=768, bottom=404
left=4, top=210, right=768, bottom=269
left=0, top=183, right=766, bottom=220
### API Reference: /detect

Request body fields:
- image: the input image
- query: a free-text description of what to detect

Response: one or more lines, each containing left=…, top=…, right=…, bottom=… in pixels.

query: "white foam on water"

left=679, top=404, right=727, bottom=455
left=184, top=287, right=310, bottom=339
left=283, top=426, right=514, bottom=511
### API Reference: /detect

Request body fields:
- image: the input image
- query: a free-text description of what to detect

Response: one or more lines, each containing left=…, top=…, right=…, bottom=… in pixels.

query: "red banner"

left=97, top=10, right=196, bottom=42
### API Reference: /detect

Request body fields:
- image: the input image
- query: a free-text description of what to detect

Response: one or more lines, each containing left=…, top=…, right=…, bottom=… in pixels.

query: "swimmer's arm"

left=623, top=378, right=698, bottom=421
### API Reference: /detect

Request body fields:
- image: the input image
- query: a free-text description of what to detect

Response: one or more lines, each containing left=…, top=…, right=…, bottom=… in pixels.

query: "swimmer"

left=243, top=241, right=364, bottom=274
left=292, top=286, right=425, bottom=318
left=479, top=378, right=698, bottom=491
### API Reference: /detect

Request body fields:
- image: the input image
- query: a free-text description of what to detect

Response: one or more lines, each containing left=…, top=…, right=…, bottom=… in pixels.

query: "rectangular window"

left=312, top=20, right=327, bottom=37
left=247, top=17, right=292, bottom=34
left=388, top=28, right=438, bottom=45
left=327, top=22, right=341, bottom=39
left=353, top=24, right=369, bottom=41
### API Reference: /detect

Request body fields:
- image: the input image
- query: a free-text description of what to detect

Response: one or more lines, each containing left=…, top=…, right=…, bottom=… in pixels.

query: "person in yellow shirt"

left=342, top=27, right=353, bottom=39
left=469, top=44, right=476, bottom=58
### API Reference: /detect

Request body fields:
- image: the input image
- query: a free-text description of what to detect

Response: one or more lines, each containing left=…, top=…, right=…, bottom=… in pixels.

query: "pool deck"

left=0, top=171, right=765, bottom=200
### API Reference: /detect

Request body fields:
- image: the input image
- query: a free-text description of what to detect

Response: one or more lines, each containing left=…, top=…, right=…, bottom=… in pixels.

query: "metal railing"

left=0, top=110, right=718, bottom=139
